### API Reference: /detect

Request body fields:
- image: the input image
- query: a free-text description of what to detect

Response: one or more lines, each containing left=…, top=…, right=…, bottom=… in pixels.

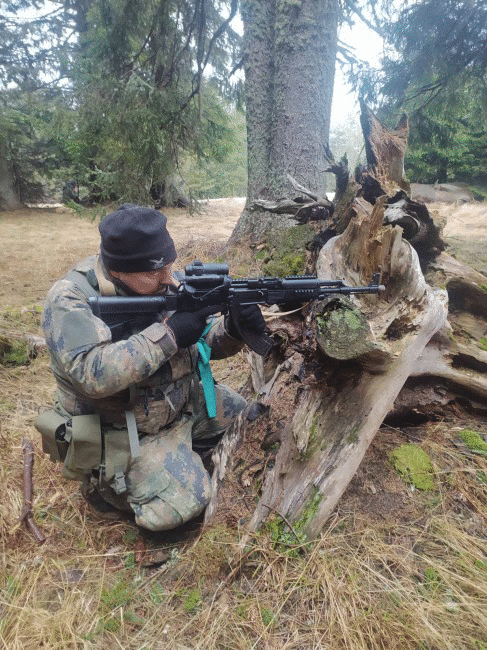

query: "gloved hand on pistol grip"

left=226, top=303, right=266, bottom=340
left=166, top=305, right=216, bottom=349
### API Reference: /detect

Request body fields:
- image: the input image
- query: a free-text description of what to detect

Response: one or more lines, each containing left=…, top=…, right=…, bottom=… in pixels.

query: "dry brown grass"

left=431, top=201, right=487, bottom=274
left=1, top=204, right=487, bottom=649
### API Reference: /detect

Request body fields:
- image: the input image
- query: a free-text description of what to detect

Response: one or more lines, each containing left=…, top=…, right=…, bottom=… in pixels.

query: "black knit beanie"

left=99, top=204, right=177, bottom=272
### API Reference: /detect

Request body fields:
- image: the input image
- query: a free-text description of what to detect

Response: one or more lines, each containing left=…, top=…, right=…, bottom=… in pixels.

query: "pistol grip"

left=241, top=329, right=274, bottom=356
left=229, top=305, right=273, bottom=356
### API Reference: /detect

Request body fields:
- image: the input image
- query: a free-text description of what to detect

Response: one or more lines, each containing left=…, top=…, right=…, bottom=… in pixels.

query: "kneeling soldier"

left=36, top=204, right=265, bottom=530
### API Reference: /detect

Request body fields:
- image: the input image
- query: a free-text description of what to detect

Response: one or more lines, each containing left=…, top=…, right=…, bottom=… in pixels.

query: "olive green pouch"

left=103, top=424, right=132, bottom=494
left=34, top=409, right=70, bottom=462
left=35, top=408, right=133, bottom=490
left=62, top=414, right=103, bottom=480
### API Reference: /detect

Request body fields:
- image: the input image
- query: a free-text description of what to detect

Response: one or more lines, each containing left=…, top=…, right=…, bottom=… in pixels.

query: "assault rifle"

left=88, top=260, right=385, bottom=356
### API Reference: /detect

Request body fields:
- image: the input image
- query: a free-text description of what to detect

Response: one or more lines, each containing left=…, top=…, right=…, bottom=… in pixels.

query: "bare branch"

left=20, top=438, right=46, bottom=544
left=286, top=173, right=321, bottom=201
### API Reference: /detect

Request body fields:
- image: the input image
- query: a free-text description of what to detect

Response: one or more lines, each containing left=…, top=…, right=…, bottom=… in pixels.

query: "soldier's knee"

left=131, top=497, right=207, bottom=532
left=216, top=385, right=247, bottom=424
left=125, top=431, right=211, bottom=531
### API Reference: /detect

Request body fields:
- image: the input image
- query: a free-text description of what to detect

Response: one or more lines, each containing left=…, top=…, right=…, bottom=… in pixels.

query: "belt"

left=135, top=377, right=191, bottom=417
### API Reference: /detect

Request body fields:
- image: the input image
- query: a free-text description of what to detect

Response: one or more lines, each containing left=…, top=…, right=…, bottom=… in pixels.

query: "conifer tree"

left=0, top=0, right=242, bottom=207
left=363, top=0, right=487, bottom=186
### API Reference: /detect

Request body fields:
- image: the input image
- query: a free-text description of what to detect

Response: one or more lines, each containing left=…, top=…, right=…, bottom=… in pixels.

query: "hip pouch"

left=34, top=410, right=132, bottom=490
left=34, top=409, right=70, bottom=463
left=62, top=414, right=104, bottom=481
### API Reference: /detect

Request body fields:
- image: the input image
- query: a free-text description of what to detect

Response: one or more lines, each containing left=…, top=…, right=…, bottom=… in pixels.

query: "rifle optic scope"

left=185, top=260, right=229, bottom=277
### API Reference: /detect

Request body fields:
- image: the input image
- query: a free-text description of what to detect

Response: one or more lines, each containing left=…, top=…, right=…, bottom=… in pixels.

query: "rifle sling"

left=197, top=321, right=217, bottom=419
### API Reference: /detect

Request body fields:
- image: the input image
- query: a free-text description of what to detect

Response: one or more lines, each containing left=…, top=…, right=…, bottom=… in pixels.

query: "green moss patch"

left=459, top=429, right=487, bottom=454
left=182, top=587, right=202, bottom=614
left=0, top=337, right=30, bottom=367
left=266, top=487, right=322, bottom=550
left=262, top=225, right=315, bottom=277
left=390, top=444, right=435, bottom=491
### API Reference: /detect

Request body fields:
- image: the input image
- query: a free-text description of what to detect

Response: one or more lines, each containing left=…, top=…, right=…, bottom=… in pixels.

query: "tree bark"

left=0, top=142, right=22, bottom=211
left=229, top=0, right=339, bottom=244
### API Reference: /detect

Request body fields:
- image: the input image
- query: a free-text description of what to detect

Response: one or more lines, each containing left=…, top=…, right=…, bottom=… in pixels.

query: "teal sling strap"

left=197, top=322, right=216, bottom=418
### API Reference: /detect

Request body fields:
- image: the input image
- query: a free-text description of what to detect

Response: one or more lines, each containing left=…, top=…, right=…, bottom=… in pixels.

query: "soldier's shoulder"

left=46, top=256, right=98, bottom=303
left=71, top=255, right=98, bottom=274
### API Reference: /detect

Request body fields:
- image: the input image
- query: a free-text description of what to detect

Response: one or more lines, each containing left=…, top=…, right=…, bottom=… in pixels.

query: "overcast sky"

left=331, top=20, right=384, bottom=128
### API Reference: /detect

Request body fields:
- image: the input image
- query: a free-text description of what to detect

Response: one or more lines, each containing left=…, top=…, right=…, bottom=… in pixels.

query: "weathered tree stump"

left=234, top=200, right=447, bottom=540
left=205, top=102, right=483, bottom=542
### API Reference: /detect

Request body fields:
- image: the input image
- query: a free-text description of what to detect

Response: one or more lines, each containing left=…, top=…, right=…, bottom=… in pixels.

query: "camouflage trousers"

left=86, top=382, right=246, bottom=531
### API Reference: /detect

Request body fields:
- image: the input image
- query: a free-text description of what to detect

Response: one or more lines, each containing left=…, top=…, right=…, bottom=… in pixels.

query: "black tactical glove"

left=166, top=305, right=216, bottom=349
left=226, top=303, right=266, bottom=340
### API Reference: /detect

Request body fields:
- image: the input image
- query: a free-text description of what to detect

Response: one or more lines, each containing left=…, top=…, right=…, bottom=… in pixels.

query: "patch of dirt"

left=0, top=198, right=245, bottom=310
left=339, top=426, right=424, bottom=525
left=167, top=197, right=245, bottom=248
left=430, top=201, right=487, bottom=276
left=435, top=201, right=487, bottom=239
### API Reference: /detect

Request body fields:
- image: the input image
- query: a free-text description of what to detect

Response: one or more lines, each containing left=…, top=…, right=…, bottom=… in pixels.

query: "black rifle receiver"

left=88, top=260, right=385, bottom=356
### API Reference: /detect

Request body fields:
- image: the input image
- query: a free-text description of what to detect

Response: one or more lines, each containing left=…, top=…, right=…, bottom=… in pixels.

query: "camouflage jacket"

left=42, top=256, right=243, bottom=433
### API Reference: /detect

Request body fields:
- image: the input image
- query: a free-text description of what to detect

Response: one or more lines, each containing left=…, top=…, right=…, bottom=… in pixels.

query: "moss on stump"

left=314, top=295, right=373, bottom=360
left=262, top=225, right=315, bottom=277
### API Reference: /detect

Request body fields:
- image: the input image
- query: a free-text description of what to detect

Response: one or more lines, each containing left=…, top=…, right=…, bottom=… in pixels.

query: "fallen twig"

left=20, top=437, right=46, bottom=544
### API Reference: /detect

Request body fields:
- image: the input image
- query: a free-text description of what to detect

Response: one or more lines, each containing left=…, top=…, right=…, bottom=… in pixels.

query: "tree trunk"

left=0, top=141, right=22, bottom=211
left=229, top=0, right=339, bottom=244
left=206, top=105, right=456, bottom=541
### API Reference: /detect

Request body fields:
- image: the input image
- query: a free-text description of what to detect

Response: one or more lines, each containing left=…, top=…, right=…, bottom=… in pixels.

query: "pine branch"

left=180, top=0, right=238, bottom=112
left=342, top=0, right=384, bottom=37
left=229, top=55, right=245, bottom=77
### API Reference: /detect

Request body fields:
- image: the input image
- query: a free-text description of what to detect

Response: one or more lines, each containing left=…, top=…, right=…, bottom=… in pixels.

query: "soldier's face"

left=110, top=263, right=176, bottom=295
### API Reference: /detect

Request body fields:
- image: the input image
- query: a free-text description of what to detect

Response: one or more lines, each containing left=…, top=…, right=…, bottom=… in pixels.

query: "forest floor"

left=0, top=198, right=486, bottom=649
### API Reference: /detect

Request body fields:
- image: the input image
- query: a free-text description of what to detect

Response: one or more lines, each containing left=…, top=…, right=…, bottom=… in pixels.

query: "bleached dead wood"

left=240, top=194, right=447, bottom=539
left=206, top=102, right=484, bottom=542
left=248, top=173, right=333, bottom=225
left=411, top=332, right=487, bottom=401
left=401, top=250, right=487, bottom=415
left=250, top=197, right=333, bottom=223
left=359, top=99, right=410, bottom=194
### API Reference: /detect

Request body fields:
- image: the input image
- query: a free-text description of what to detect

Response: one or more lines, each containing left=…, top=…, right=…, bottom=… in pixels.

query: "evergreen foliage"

left=0, top=0, right=244, bottom=205
left=360, top=0, right=487, bottom=186
left=0, top=0, right=80, bottom=202
left=183, top=106, right=247, bottom=198
left=0, top=87, right=68, bottom=203
left=72, top=0, right=242, bottom=204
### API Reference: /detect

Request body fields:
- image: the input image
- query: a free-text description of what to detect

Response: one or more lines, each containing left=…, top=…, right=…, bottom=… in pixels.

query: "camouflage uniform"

left=41, top=255, right=246, bottom=530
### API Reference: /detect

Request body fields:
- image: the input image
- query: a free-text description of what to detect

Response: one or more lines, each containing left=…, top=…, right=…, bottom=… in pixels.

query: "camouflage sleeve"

left=42, top=279, right=178, bottom=399
left=204, top=315, right=244, bottom=359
